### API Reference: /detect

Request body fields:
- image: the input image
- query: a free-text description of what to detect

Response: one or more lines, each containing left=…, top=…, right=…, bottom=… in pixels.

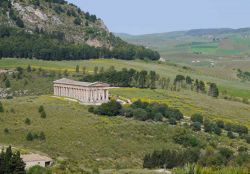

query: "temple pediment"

left=53, top=78, right=110, bottom=87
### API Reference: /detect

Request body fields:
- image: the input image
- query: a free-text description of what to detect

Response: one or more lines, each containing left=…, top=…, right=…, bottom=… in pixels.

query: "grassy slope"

left=111, top=88, right=250, bottom=128
left=0, top=58, right=250, bottom=172
left=1, top=58, right=250, bottom=99
left=0, top=96, right=186, bottom=169
left=0, top=96, right=249, bottom=171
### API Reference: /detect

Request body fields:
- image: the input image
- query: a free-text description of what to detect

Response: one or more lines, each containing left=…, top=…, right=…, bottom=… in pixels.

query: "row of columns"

left=54, top=85, right=109, bottom=103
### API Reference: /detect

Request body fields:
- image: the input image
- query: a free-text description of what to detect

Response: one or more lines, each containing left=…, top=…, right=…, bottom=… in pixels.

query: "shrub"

left=216, top=120, right=225, bottom=129
left=120, top=107, right=134, bottom=118
left=26, top=132, right=34, bottom=141
left=39, top=132, right=46, bottom=141
left=4, top=128, right=9, bottom=134
left=218, top=147, right=234, bottom=160
left=173, top=130, right=201, bottom=147
left=204, top=119, right=213, bottom=133
left=95, top=100, right=122, bottom=116
left=27, top=165, right=52, bottom=174
left=244, top=135, right=250, bottom=144
left=88, top=106, right=94, bottom=113
left=133, top=108, right=148, bottom=121
left=25, top=118, right=31, bottom=125
left=191, top=122, right=201, bottom=131
left=213, top=125, right=222, bottom=136
left=40, top=111, right=47, bottom=118
left=227, top=131, right=235, bottom=139
left=191, top=113, right=203, bottom=123
left=238, top=146, right=248, bottom=153
left=5, top=79, right=11, bottom=88
left=169, top=118, right=177, bottom=125
left=38, top=105, right=44, bottom=113
left=154, top=112, right=163, bottom=121
left=74, top=17, right=81, bottom=25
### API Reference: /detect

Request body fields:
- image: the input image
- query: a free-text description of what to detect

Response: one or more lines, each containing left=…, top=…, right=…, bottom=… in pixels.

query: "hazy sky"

left=68, top=0, right=250, bottom=35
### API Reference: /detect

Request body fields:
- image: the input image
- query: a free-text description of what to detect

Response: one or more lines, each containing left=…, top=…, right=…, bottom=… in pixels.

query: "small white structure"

left=21, top=154, right=52, bottom=169
left=53, top=78, right=110, bottom=104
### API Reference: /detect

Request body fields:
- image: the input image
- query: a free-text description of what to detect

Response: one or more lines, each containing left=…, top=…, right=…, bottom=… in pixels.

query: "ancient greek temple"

left=53, top=78, right=110, bottom=104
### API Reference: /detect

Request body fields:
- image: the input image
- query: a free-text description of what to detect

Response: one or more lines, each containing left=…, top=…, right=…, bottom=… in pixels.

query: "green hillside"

left=116, top=28, right=250, bottom=66
left=0, top=58, right=250, bottom=173
left=0, top=0, right=160, bottom=61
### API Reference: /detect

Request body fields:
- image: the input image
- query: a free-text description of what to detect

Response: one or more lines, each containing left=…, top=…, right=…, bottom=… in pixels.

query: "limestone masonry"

left=53, top=78, right=110, bottom=104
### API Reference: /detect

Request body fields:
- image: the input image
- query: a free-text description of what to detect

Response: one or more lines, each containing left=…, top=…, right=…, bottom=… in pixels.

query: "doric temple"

left=53, top=78, right=110, bottom=104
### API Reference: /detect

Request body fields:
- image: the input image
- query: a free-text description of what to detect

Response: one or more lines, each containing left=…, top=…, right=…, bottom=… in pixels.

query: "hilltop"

left=116, top=28, right=250, bottom=65
left=0, top=0, right=160, bottom=60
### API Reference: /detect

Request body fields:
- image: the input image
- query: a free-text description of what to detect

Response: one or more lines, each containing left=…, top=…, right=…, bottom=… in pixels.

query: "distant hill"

left=116, top=28, right=250, bottom=59
left=0, top=0, right=159, bottom=60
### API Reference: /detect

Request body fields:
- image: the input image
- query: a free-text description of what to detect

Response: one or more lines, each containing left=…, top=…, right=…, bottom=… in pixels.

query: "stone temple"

left=53, top=78, right=110, bottom=104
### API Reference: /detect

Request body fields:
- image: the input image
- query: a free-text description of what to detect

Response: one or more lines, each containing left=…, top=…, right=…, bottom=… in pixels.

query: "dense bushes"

left=89, top=100, right=184, bottom=123
left=190, top=113, right=249, bottom=143
left=93, top=100, right=122, bottom=116
left=144, top=144, right=250, bottom=170
left=143, top=148, right=200, bottom=169
left=0, top=25, right=160, bottom=61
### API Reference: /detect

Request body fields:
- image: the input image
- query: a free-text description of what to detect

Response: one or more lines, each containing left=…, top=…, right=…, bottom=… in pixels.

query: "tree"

left=186, top=76, right=193, bottom=85
left=148, top=71, right=158, bottom=89
left=0, top=146, right=25, bottom=174
left=0, top=102, right=4, bottom=112
left=208, top=83, right=219, bottom=97
left=138, top=70, right=148, bottom=88
left=199, top=81, right=206, bottom=93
